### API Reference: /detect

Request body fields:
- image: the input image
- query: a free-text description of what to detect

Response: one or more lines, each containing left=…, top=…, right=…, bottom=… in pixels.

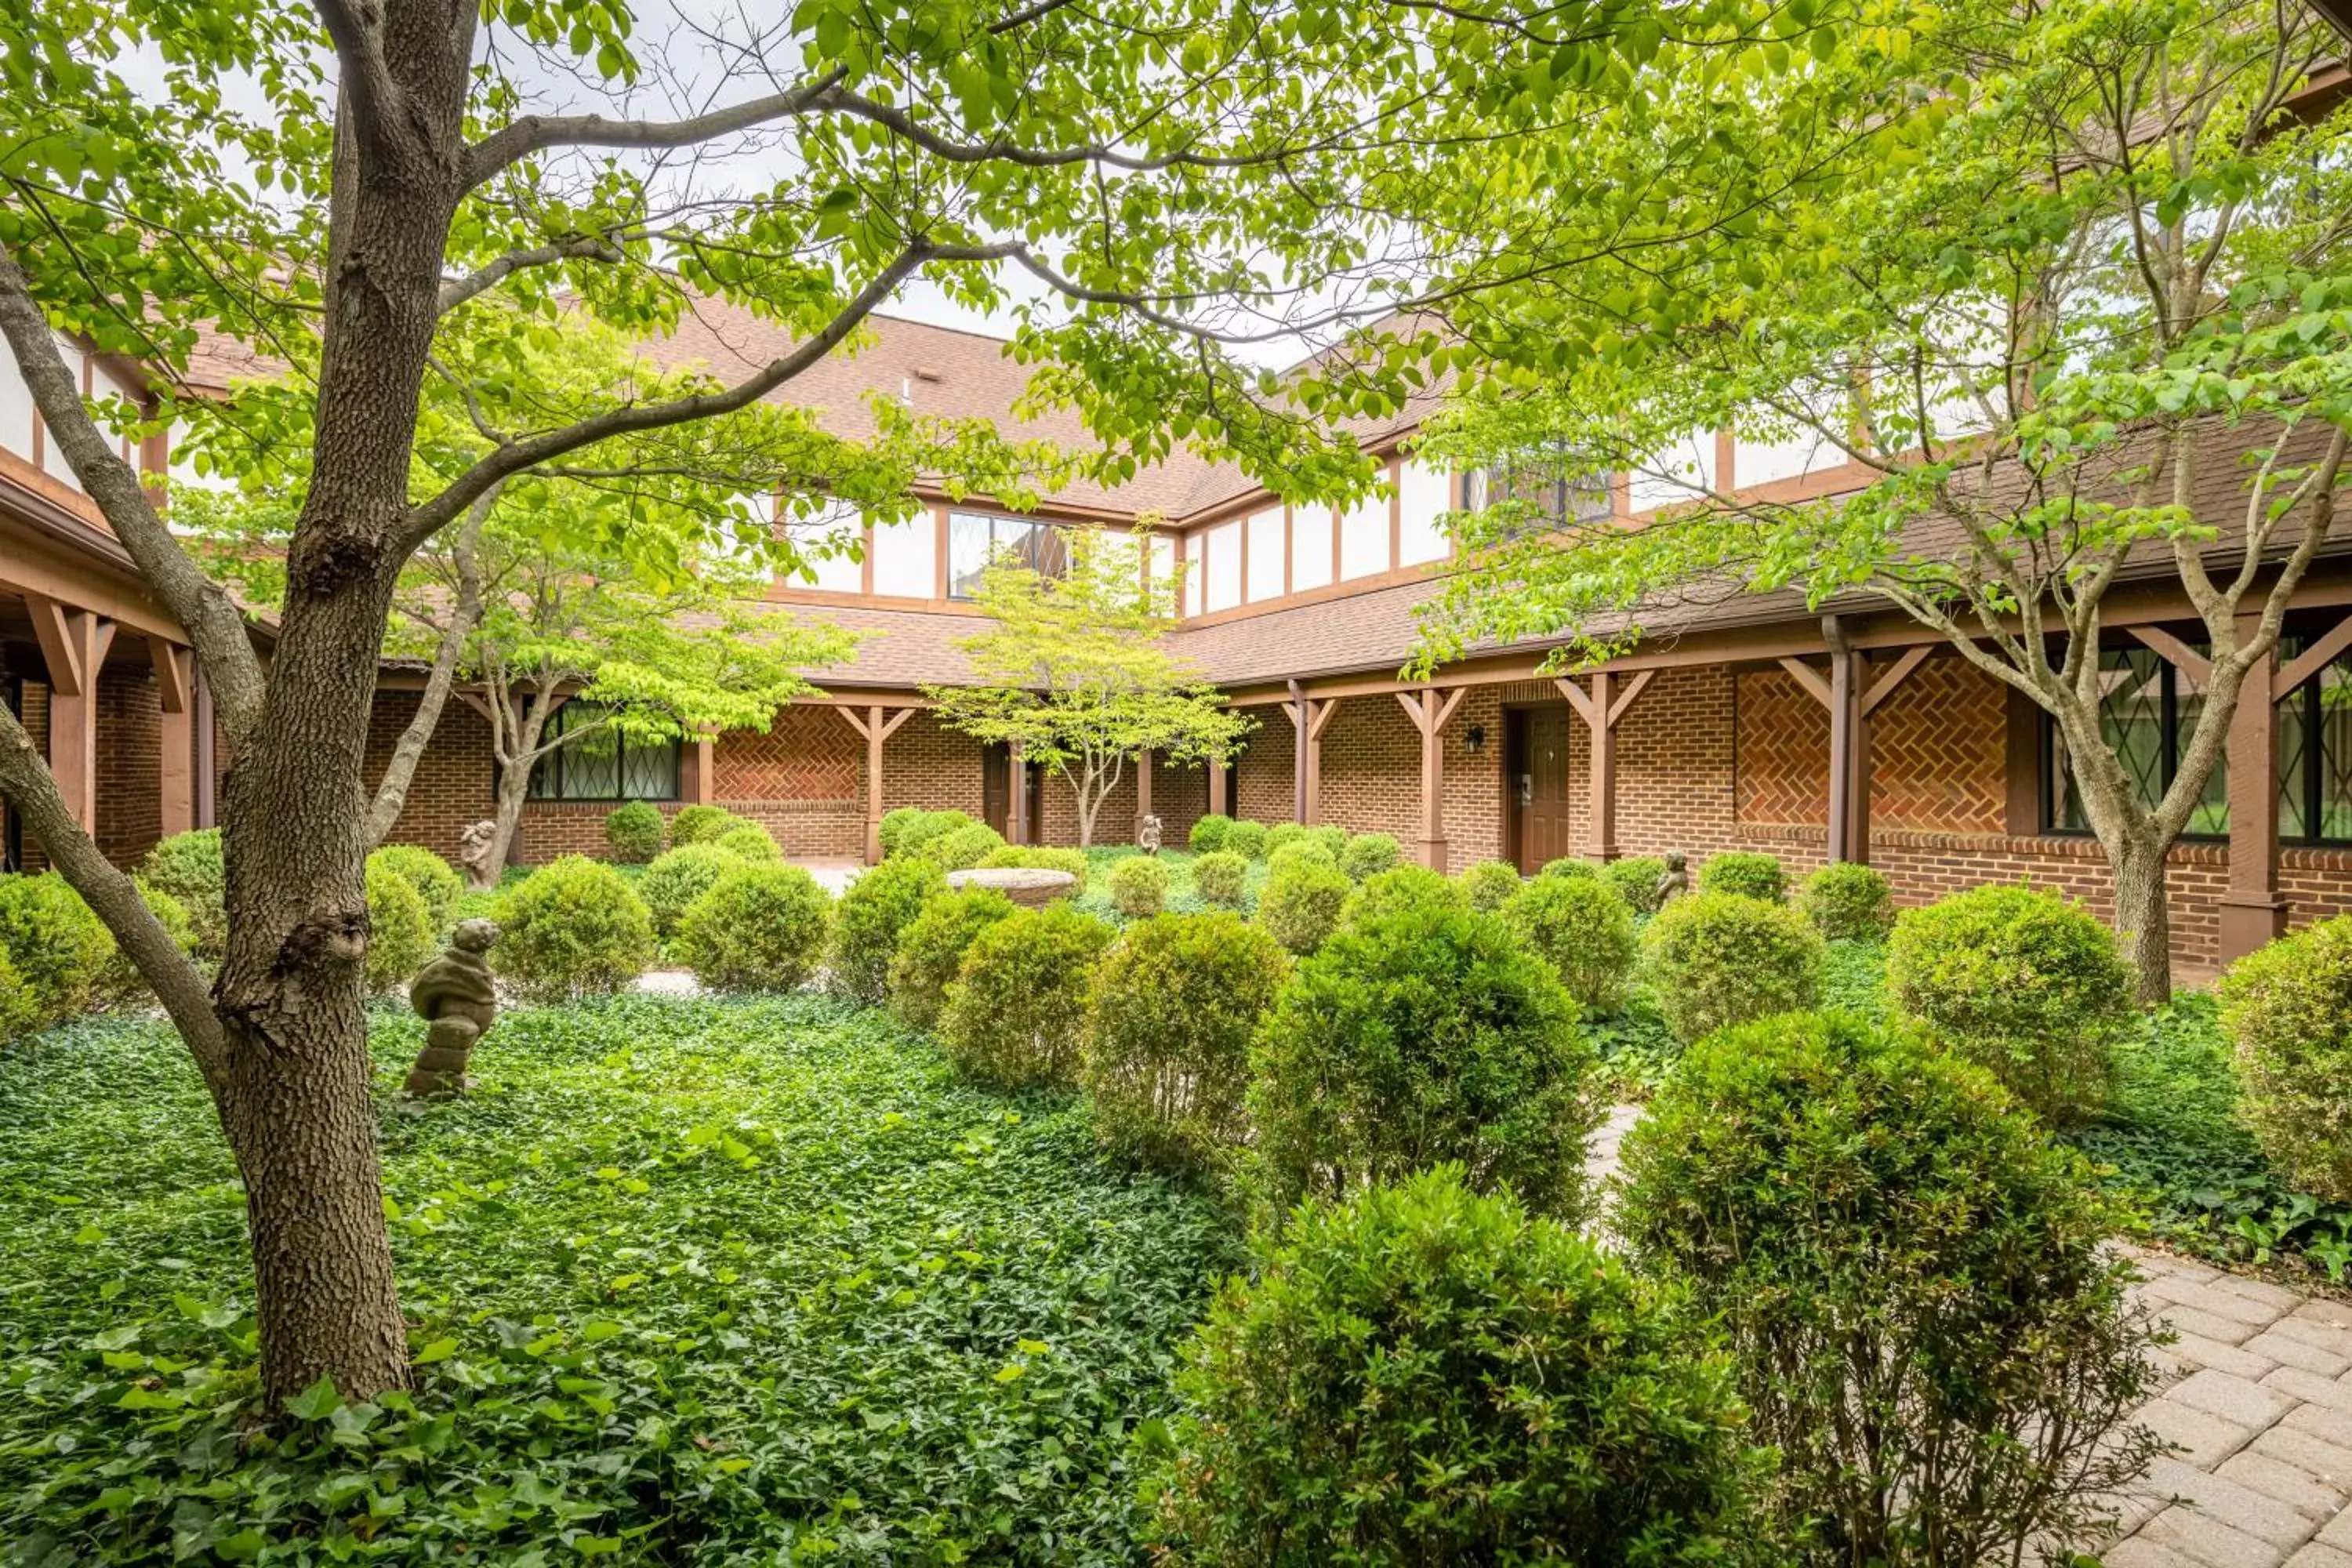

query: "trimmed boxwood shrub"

left=1502, top=873, right=1638, bottom=1013
left=1262, top=822, right=1305, bottom=859
left=1697, top=851, right=1784, bottom=903
left=1265, top=838, right=1335, bottom=877
left=1159, top=1166, right=1766, bottom=1566
left=368, top=844, right=463, bottom=932
left=490, top=855, right=655, bottom=1002
left=1338, top=831, right=1401, bottom=881
left=1800, top=859, right=1894, bottom=941
left=1886, top=884, right=2134, bottom=1126
left=1304, top=824, right=1348, bottom=861
left=667, top=804, right=737, bottom=848
left=887, top=809, right=978, bottom=858
left=1641, top=890, right=1824, bottom=1044
left=1617, top=1012, right=2162, bottom=1564
left=0, top=873, right=114, bottom=1025
left=1223, top=820, right=1269, bottom=862
left=827, top=855, right=946, bottom=1006
left=1255, top=855, right=1352, bottom=955
left=978, top=845, right=1088, bottom=887
left=888, top=885, right=1017, bottom=1030
left=713, top=821, right=783, bottom=862
left=363, top=858, right=435, bottom=994
left=1338, top=863, right=1464, bottom=930
left=674, top=862, right=832, bottom=993
left=0, top=947, right=41, bottom=1040
left=913, top=820, right=1007, bottom=872
left=1189, top=814, right=1234, bottom=854
left=1189, top=850, right=1247, bottom=908
left=1082, top=913, right=1288, bottom=1177
left=604, top=800, right=666, bottom=863
left=1250, top=904, right=1601, bottom=1221
left=876, top=806, right=930, bottom=858
left=639, top=842, right=746, bottom=936
left=937, top=905, right=1115, bottom=1090
left=1457, top=858, right=1523, bottom=913
left=139, top=828, right=226, bottom=961
left=2222, top=915, right=2352, bottom=1202
left=1108, top=855, right=1168, bottom=917
left=1602, top=854, right=1668, bottom=915
left=1538, top=856, right=1599, bottom=881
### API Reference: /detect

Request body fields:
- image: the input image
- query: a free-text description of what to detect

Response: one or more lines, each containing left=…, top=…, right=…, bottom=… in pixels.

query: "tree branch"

left=459, top=67, right=848, bottom=191
left=0, top=701, right=228, bottom=1094
left=439, top=234, right=627, bottom=316
left=0, top=244, right=268, bottom=742
left=367, top=481, right=496, bottom=848
left=312, top=0, right=404, bottom=166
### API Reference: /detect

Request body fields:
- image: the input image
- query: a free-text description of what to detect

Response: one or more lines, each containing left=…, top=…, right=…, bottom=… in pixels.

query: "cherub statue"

left=1655, top=850, right=1690, bottom=907
left=403, top=918, right=499, bottom=1098
left=1138, top=814, right=1163, bottom=855
left=456, top=818, right=499, bottom=890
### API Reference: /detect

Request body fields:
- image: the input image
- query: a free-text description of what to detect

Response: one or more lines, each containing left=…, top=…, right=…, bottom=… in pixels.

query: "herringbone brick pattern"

left=1870, top=655, right=2006, bottom=833
left=1735, top=666, right=1829, bottom=826
left=717, top=706, right=858, bottom=803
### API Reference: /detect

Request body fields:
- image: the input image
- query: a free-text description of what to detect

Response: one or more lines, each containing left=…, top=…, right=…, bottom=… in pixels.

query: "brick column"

left=150, top=637, right=196, bottom=837
left=2220, top=608, right=2289, bottom=961
left=27, top=596, right=113, bottom=833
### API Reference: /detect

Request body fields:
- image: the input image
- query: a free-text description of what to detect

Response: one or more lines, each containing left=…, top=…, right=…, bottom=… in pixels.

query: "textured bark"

left=2111, top=837, right=2173, bottom=1007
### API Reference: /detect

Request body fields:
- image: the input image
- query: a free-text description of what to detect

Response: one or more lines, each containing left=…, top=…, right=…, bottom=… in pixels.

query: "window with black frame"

left=1458, top=441, right=1614, bottom=529
left=2044, top=644, right=2230, bottom=838
left=2278, top=633, right=2352, bottom=844
left=524, top=701, right=681, bottom=803
left=946, top=513, right=1070, bottom=600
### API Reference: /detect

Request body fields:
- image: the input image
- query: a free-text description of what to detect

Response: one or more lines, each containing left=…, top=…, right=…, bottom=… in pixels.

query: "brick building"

left=6, top=296, right=2352, bottom=969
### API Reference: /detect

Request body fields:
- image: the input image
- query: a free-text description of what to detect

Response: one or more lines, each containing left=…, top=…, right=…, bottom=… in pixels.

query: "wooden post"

left=2220, top=608, right=2296, bottom=960
left=1302, top=695, right=1337, bottom=824
left=1009, top=739, right=1029, bottom=847
left=27, top=596, right=113, bottom=833
left=1396, top=684, right=1465, bottom=872
left=835, top=705, right=915, bottom=865
left=1287, top=679, right=1310, bottom=826
left=1207, top=756, right=1230, bottom=818
left=150, top=637, right=195, bottom=838
left=1780, top=632, right=1933, bottom=866
left=1558, top=668, right=1653, bottom=862
left=1134, top=746, right=1154, bottom=838
left=684, top=734, right=717, bottom=807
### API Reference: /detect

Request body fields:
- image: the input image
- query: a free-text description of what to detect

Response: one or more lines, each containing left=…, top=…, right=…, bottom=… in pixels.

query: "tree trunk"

left=480, top=731, right=542, bottom=885
left=2108, top=832, right=2173, bottom=1006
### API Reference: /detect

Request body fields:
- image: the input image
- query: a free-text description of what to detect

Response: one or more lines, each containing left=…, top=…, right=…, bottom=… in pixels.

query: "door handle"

left=1517, top=774, right=1534, bottom=806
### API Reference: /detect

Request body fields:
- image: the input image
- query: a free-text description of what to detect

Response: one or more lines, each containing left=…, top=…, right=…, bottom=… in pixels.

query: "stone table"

left=945, top=866, right=1079, bottom=909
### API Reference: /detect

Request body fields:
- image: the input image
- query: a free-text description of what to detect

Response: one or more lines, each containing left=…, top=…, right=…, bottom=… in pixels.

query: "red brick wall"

left=718, top=706, right=866, bottom=858
left=96, top=665, right=161, bottom=866
left=1232, top=702, right=1295, bottom=828
left=13, top=673, right=49, bottom=871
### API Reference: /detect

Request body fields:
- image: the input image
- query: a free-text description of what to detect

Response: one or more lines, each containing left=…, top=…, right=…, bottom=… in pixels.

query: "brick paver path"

left=1583, top=1104, right=2352, bottom=1567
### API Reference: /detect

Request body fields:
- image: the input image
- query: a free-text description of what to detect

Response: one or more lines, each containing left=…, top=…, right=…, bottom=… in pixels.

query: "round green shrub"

left=2221, top=916, right=2352, bottom=1202
left=1801, top=860, right=1895, bottom=942
left=1223, top=820, right=1269, bottom=862
left=490, top=855, right=656, bottom=1003
left=914, top=820, right=1007, bottom=872
left=1602, top=855, right=1668, bottom=915
left=1886, top=884, right=2134, bottom=1126
left=0, top=873, right=113, bottom=1025
left=1338, top=831, right=1401, bottom=881
left=368, top=844, right=463, bottom=932
left=978, top=845, right=1088, bottom=887
left=1697, top=851, right=1785, bottom=903
left=937, top=905, right=1115, bottom=1090
left=1456, top=859, right=1523, bottom=914
left=827, top=855, right=947, bottom=1005
left=1189, top=814, right=1234, bottom=855
left=1189, top=851, right=1247, bottom=908
left=604, top=800, right=666, bottom=864
left=891, top=809, right=977, bottom=858
left=639, top=842, right=746, bottom=937
left=674, top=862, right=832, bottom=993
left=666, top=804, right=738, bottom=848
left=1255, top=855, right=1352, bottom=955
left=1250, top=904, right=1600, bottom=1220
left=1262, top=822, right=1305, bottom=859
left=1265, top=838, right=1336, bottom=877
left=713, top=821, right=782, bottom=862
left=876, top=805, right=931, bottom=858
left=1082, top=913, right=1288, bottom=1177
left=1617, top=1012, right=2161, bottom=1563
left=1538, top=856, right=1599, bottom=880
left=139, top=828, right=226, bottom=961
left=364, top=858, right=434, bottom=994
left=1304, top=824, right=1348, bottom=861
left=1502, top=873, right=1638, bottom=1013
left=887, top=886, right=1017, bottom=1030
left=0, top=946, right=42, bottom=1040
left=1160, top=1166, right=1765, bottom=1566
left=1108, top=855, right=1168, bottom=918
left=94, top=881, right=197, bottom=1010
left=1640, top=890, right=1824, bottom=1044
left=1338, top=863, right=1465, bottom=931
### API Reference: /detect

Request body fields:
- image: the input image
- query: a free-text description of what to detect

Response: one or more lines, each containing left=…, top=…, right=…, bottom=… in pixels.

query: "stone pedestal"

left=403, top=1016, right=481, bottom=1098
left=945, top=867, right=1079, bottom=909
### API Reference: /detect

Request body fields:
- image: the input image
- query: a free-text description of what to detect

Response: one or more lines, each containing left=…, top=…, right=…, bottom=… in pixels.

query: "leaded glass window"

left=524, top=701, right=680, bottom=803
left=2047, top=643, right=2227, bottom=837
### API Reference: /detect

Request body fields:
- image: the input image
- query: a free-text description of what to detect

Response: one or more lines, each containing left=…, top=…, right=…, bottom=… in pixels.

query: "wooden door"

left=981, top=743, right=1044, bottom=844
left=1508, top=706, right=1575, bottom=873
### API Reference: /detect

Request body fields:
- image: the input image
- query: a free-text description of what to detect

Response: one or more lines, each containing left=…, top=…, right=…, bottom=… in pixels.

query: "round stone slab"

left=945, top=866, right=1079, bottom=909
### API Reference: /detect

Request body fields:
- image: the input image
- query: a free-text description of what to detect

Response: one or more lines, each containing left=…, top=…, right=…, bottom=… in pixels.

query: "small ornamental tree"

left=925, top=534, right=1250, bottom=848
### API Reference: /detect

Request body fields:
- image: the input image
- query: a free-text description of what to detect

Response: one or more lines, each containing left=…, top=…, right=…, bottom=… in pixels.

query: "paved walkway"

left=1584, top=1105, right=2352, bottom=1567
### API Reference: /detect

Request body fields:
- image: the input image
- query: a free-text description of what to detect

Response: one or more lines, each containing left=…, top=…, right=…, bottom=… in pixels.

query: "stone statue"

left=1656, top=851, right=1690, bottom=907
left=456, top=818, right=500, bottom=890
left=1138, top=814, right=1163, bottom=855
left=404, top=918, right=499, bottom=1098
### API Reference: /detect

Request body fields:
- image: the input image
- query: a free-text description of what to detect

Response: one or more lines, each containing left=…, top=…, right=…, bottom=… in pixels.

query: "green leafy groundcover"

left=0, top=996, right=1242, bottom=1564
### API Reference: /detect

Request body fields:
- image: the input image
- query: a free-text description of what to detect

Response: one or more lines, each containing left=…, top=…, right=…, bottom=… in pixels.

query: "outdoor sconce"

left=1465, top=724, right=1486, bottom=754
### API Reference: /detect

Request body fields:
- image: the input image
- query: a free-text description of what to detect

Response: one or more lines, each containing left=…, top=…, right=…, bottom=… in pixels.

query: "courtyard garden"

left=6, top=798, right=2352, bottom=1562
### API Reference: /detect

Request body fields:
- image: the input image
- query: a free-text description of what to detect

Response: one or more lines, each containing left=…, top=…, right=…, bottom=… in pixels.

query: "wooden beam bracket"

left=2276, top=611, right=2352, bottom=698
left=2127, top=624, right=2214, bottom=687
left=1861, top=645, right=1932, bottom=717
left=1774, top=655, right=1833, bottom=710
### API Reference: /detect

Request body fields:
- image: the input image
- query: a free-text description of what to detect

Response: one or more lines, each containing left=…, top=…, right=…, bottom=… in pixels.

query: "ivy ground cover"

left=0, top=996, right=1240, bottom=1564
